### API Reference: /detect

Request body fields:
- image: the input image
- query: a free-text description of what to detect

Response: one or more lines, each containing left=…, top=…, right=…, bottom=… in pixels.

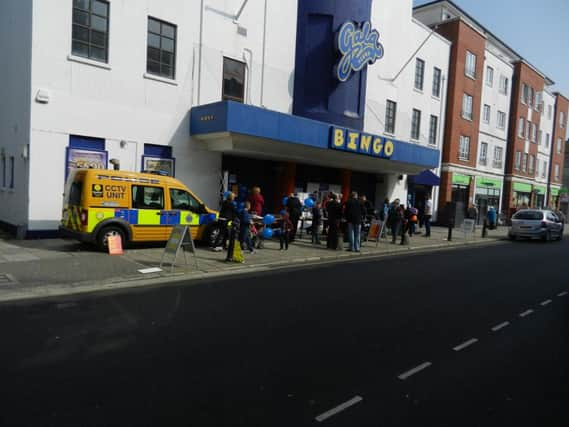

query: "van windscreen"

left=69, top=182, right=83, bottom=205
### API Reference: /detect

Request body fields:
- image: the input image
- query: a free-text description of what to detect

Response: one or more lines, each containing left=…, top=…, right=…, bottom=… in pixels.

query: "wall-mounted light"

left=35, top=89, right=50, bottom=104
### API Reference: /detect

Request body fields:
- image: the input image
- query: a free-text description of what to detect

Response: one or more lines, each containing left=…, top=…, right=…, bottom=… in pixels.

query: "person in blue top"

left=239, top=201, right=255, bottom=254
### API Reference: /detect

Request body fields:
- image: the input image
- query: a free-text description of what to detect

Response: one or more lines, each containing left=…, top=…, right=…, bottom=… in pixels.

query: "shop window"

left=147, top=17, right=177, bottom=80
left=411, top=109, right=421, bottom=140
left=385, top=100, right=396, bottom=134
left=170, top=188, right=201, bottom=212
left=428, top=115, right=438, bottom=145
left=132, top=185, right=164, bottom=209
left=414, top=58, right=425, bottom=91
left=432, top=67, right=441, bottom=97
left=72, top=0, right=109, bottom=63
left=223, top=57, right=245, bottom=103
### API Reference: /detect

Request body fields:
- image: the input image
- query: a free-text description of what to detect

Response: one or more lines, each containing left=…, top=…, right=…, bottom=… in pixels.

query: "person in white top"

left=424, top=194, right=433, bottom=237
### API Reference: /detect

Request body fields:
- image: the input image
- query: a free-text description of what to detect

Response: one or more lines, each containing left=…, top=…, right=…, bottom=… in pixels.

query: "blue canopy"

left=408, top=170, right=440, bottom=186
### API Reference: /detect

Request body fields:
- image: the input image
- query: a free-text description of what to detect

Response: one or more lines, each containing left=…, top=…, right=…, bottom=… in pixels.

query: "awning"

left=189, top=101, right=440, bottom=174
left=408, top=170, right=440, bottom=186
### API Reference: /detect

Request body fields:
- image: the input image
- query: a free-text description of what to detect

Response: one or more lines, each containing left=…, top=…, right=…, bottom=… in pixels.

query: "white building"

left=535, top=90, right=556, bottom=207
left=0, top=0, right=449, bottom=237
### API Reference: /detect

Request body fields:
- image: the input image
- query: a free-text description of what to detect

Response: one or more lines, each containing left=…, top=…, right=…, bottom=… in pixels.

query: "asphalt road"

left=0, top=238, right=568, bottom=426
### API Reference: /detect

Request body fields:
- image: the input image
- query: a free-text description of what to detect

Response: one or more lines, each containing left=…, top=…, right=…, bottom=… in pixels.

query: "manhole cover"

left=0, top=273, right=17, bottom=286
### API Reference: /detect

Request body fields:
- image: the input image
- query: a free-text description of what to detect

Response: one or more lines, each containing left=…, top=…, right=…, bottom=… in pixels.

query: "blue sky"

left=413, top=0, right=569, bottom=96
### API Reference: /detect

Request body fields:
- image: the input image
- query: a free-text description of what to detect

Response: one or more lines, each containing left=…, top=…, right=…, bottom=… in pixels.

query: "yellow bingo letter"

left=347, top=132, right=359, bottom=151
left=383, top=140, right=394, bottom=157
left=359, top=135, right=372, bottom=153
left=333, top=128, right=345, bottom=148
left=372, top=137, right=383, bottom=155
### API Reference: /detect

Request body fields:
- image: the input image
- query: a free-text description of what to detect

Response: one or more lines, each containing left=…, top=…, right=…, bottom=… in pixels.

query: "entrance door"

left=452, top=185, right=468, bottom=225
left=476, top=195, right=488, bottom=225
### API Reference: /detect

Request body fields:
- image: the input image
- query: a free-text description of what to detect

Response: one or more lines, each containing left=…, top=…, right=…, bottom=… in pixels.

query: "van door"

left=130, top=184, right=168, bottom=241
left=168, top=188, right=203, bottom=240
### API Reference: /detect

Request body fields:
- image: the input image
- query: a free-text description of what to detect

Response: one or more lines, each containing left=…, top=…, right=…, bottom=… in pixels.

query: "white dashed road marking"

left=558, top=291, right=568, bottom=297
left=540, top=300, right=552, bottom=306
left=453, top=338, right=478, bottom=351
left=315, top=396, right=363, bottom=422
left=398, top=362, right=432, bottom=380
left=519, top=309, right=534, bottom=317
left=491, top=321, right=510, bottom=332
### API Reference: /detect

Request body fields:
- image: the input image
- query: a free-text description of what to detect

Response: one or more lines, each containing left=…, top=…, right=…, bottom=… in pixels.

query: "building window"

left=521, top=84, right=529, bottom=104
left=462, top=93, right=473, bottom=120
left=72, top=0, right=109, bottom=63
left=458, top=135, right=470, bottom=160
left=537, top=130, right=543, bottom=146
left=465, top=51, right=477, bottom=78
left=493, top=146, right=503, bottom=168
left=555, top=164, right=560, bottom=181
left=1, top=156, right=5, bottom=188
left=486, top=66, right=494, bottom=87
left=482, top=104, right=491, bottom=124
left=526, top=121, right=531, bottom=140
left=415, top=58, right=425, bottom=91
left=548, top=105, right=553, bottom=119
left=411, top=109, right=421, bottom=140
left=530, top=123, right=537, bottom=142
left=479, top=142, right=488, bottom=165
left=546, top=133, right=550, bottom=148
left=528, top=155, right=535, bottom=174
left=518, top=117, right=525, bottom=138
left=560, top=112, right=566, bottom=128
left=222, top=57, right=246, bottom=103
left=499, top=75, right=508, bottom=95
left=9, top=156, right=14, bottom=189
left=542, top=160, right=547, bottom=178
left=428, top=115, right=438, bottom=145
left=514, top=151, right=521, bottom=170
left=432, top=67, right=442, bottom=97
left=521, top=153, right=528, bottom=172
left=557, top=138, right=562, bottom=154
left=385, top=100, right=397, bottom=134
left=497, top=111, right=506, bottom=129
left=528, top=87, right=534, bottom=108
left=147, top=17, right=177, bottom=80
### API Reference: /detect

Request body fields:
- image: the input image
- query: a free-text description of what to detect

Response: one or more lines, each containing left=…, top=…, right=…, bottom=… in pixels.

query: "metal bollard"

left=447, top=222, right=453, bottom=241
left=482, top=220, right=488, bottom=238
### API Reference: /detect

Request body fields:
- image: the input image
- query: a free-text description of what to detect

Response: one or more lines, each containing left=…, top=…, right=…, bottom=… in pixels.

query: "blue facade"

left=293, top=0, right=372, bottom=131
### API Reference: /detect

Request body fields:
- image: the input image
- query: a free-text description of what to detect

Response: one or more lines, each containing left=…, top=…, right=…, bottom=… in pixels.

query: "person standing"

left=279, top=210, right=293, bottom=250
left=247, top=186, right=264, bottom=216
left=344, top=191, right=363, bottom=252
left=311, top=201, right=323, bottom=245
left=326, top=193, right=342, bottom=249
left=388, top=199, right=403, bottom=244
left=286, top=193, right=302, bottom=242
left=219, top=192, right=237, bottom=250
left=424, top=194, right=433, bottom=238
left=239, top=201, right=255, bottom=254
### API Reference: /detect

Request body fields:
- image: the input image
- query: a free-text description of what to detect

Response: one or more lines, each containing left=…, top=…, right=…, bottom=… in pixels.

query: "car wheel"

left=204, top=223, right=222, bottom=248
left=97, top=225, right=126, bottom=252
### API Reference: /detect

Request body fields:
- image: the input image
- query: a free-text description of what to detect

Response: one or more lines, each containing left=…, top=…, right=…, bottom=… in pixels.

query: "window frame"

left=415, top=58, right=425, bottom=91
left=479, top=142, right=488, bottom=165
left=482, top=104, right=491, bottom=124
left=169, top=188, right=202, bottom=213
left=71, top=0, right=110, bottom=63
left=514, top=151, right=521, bottom=170
left=518, top=117, right=525, bottom=138
left=411, top=109, right=421, bottom=140
left=432, top=66, right=442, bottom=98
left=8, top=156, right=14, bottom=189
left=458, top=135, right=470, bottom=161
left=555, top=164, right=560, bottom=181
left=528, top=154, right=535, bottom=174
left=146, top=16, right=177, bottom=80
left=485, top=66, right=494, bottom=87
left=428, top=115, right=438, bottom=145
left=222, top=56, right=246, bottom=103
left=465, top=51, right=477, bottom=79
left=493, top=146, right=503, bottom=168
left=462, top=93, right=473, bottom=121
left=557, top=138, right=562, bottom=154
left=521, top=153, right=528, bottom=172
left=560, top=112, right=566, bottom=129
left=497, top=111, right=506, bottom=129
left=131, top=185, right=165, bottom=210
left=385, top=100, right=397, bottom=134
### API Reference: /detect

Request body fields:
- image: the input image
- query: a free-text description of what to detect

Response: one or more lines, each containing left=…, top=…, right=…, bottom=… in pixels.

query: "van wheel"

left=97, top=226, right=126, bottom=252
left=204, top=223, right=222, bottom=248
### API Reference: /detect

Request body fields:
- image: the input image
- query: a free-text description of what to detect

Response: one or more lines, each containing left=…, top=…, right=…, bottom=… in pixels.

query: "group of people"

left=382, top=194, right=433, bottom=244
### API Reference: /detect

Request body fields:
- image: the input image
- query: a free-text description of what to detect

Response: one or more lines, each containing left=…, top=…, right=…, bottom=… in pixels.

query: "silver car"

left=508, top=209, right=564, bottom=241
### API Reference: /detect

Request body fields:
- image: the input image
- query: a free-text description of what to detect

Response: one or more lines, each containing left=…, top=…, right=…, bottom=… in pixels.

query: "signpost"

left=366, top=220, right=385, bottom=246
left=160, top=225, right=198, bottom=272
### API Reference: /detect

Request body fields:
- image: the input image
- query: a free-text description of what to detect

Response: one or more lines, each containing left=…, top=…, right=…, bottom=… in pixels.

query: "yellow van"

left=60, top=169, right=220, bottom=250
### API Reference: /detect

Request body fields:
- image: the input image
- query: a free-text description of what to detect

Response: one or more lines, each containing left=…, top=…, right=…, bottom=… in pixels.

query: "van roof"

left=79, top=169, right=184, bottom=186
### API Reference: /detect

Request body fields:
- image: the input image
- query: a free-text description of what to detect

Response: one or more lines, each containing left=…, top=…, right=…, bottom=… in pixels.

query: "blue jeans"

left=348, top=223, right=361, bottom=251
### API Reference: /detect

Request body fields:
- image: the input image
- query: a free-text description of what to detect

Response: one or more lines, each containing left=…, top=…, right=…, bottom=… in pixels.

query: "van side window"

left=170, top=188, right=201, bottom=212
left=69, top=182, right=83, bottom=205
left=132, top=185, right=164, bottom=209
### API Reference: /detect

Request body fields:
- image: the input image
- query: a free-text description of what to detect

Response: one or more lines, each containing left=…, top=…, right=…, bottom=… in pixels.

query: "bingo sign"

left=335, top=21, right=384, bottom=82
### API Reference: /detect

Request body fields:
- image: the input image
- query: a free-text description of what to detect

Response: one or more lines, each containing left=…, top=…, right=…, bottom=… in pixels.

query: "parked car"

left=508, top=209, right=564, bottom=241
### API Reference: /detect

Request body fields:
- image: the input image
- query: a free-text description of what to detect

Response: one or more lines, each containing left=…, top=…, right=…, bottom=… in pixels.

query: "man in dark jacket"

left=286, top=193, right=302, bottom=242
left=326, top=193, right=342, bottom=249
left=344, top=191, right=363, bottom=252
left=219, top=192, right=237, bottom=250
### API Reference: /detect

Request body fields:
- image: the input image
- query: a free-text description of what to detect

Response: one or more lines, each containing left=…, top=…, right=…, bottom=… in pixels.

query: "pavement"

left=0, top=224, right=530, bottom=302
left=0, top=236, right=567, bottom=426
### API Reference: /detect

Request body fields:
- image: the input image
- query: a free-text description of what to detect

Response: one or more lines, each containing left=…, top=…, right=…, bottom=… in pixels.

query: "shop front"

left=533, top=185, right=546, bottom=209
left=407, top=170, right=440, bottom=223
left=550, top=187, right=560, bottom=209
left=474, top=176, right=502, bottom=225
left=451, top=173, right=472, bottom=223
left=190, top=101, right=440, bottom=214
left=512, top=182, right=532, bottom=209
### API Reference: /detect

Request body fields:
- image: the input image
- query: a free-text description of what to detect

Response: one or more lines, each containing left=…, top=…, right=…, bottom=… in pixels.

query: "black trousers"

left=280, top=231, right=290, bottom=249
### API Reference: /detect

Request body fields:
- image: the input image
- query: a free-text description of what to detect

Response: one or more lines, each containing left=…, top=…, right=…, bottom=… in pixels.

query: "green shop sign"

left=551, top=187, right=560, bottom=196
left=452, top=174, right=471, bottom=186
left=533, top=185, right=546, bottom=195
left=513, top=182, right=532, bottom=193
left=476, top=177, right=503, bottom=189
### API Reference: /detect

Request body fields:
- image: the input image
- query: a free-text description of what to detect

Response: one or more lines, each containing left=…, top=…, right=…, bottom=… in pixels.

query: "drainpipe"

left=260, top=0, right=268, bottom=107
left=197, top=0, right=204, bottom=105
left=243, top=48, right=253, bottom=104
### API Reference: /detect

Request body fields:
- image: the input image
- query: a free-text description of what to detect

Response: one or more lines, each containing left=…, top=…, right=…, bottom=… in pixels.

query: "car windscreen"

left=512, top=211, right=543, bottom=220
